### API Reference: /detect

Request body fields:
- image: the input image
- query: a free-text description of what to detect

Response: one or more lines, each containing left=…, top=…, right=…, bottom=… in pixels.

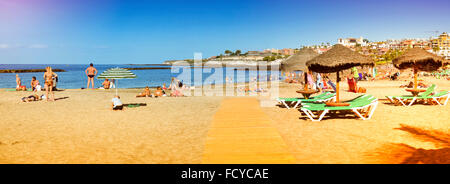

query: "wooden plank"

left=202, top=98, right=296, bottom=164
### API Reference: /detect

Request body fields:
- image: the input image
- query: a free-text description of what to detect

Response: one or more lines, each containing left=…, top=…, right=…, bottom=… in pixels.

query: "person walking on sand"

left=43, top=66, right=58, bottom=101
left=85, top=63, right=98, bottom=89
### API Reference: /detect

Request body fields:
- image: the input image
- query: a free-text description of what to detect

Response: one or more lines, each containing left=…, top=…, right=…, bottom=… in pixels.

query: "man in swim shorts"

left=85, top=63, right=98, bottom=89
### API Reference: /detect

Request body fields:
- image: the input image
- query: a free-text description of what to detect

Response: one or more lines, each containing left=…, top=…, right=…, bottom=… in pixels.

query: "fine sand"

left=262, top=77, right=450, bottom=164
left=0, top=77, right=449, bottom=163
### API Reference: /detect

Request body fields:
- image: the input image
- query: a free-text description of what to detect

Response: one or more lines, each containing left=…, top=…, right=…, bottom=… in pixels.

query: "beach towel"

left=125, top=103, right=147, bottom=108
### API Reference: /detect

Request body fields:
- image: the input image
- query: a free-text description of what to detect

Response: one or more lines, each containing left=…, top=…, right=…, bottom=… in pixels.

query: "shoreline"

left=0, top=69, right=66, bottom=73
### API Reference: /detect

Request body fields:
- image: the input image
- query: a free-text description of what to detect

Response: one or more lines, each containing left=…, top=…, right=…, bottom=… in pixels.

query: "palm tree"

left=225, top=50, right=232, bottom=56
left=235, top=50, right=242, bottom=56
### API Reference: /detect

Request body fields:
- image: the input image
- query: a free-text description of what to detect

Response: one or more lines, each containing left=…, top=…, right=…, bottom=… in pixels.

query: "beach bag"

left=358, top=87, right=366, bottom=93
left=347, top=78, right=355, bottom=92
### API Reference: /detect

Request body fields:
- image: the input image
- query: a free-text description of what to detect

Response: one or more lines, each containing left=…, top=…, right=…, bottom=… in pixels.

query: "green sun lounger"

left=277, top=92, right=336, bottom=109
left=430, top=91, right=450, bottom=106
left=300, top=94, right=378, bottom=121
left=386, top=84, right=436, bottom=106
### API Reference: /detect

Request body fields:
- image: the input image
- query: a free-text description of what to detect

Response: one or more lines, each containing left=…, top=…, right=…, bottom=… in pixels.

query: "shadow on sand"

left=54, top=97, right=69, bottom=101
left=369, top=124, right=449, bottom=164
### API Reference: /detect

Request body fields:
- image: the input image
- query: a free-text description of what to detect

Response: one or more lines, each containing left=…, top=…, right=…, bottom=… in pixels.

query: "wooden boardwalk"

left=202, top=98, right=296, bottom=164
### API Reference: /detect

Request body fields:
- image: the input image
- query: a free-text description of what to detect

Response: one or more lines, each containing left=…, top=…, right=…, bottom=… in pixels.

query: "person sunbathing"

left=400, top=81, right=427, bottom=88
left=154, top=86, right=165, bottom=97
left=102, top=79, right=111, bottom=89
left=112, top=95, right=123, bottom=110
left=170, top=89, right=184, bottom=97
left=22, top=94, right=41, bottom=102
left=31, top=76, right=41, bottom=92
left=16, top=74, right=22, bottom=90
left=136, top=86, right=152, bottom=97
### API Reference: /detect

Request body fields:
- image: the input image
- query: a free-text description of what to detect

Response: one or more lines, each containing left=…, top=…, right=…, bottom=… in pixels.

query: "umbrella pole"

left=304, top=71, right=308, bottom=90
left=116, top=80, right=118, bottom=96
left=414, top=68, right=418, bottom=89
left=336, top=71, right=340, bottom=103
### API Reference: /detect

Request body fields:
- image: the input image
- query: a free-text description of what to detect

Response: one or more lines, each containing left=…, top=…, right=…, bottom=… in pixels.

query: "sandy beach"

left=0, top=77, right=449, bottom=164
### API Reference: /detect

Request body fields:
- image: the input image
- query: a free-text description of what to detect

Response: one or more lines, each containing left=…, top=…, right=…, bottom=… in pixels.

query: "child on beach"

left=112, top=95, right=123, bottom=110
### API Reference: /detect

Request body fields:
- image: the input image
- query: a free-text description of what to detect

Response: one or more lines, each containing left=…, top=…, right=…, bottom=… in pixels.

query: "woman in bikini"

left=43, top=66, right=58, bottom=101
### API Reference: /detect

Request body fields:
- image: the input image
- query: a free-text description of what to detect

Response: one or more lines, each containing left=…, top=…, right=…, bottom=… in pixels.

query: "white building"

left=337, top=36, right=366, bottom=47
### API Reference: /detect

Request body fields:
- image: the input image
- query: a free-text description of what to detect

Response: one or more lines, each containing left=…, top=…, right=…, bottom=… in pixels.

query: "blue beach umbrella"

left=97, top=67, right=137, bottom=95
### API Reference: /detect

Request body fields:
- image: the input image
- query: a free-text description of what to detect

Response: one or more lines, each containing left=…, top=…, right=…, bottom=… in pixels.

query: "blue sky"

left=0, top=0, right=449, bottom=64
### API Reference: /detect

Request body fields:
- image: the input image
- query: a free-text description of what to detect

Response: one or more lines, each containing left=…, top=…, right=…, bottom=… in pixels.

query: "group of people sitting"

left=18, top=67, right=59, bottom=102
left=292, top=70, right=336, bottom=93
left=15, top=75, right=44, bottom=92
left=99, top=79, right=115, bottom=89
left=135, top=77, right=186, bottom=98
left=136, top=86, right=166, bottom=98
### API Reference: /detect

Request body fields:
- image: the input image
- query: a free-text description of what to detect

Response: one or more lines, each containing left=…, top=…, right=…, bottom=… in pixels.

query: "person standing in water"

left=85, top=63, right=98, bottom=89
left=43, top=66, right=58, bottom=101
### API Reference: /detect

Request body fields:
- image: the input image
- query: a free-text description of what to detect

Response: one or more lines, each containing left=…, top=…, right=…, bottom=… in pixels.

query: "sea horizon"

left=0, top=64, right=281, bottom=89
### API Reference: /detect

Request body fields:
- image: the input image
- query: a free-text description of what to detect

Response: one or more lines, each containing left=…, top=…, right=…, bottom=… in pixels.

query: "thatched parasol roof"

left=393, top=48, right=444, bottom=72
left=306, top=44, right=374, bottom=73
left=280, top=48, right=319, bottom=72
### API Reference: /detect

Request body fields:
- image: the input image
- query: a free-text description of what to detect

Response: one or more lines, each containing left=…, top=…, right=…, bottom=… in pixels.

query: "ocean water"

left=0, top=64, right=281, bottom=89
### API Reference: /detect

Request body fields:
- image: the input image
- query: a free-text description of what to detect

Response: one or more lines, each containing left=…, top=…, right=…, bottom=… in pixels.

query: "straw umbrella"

left=306, top=44, right=374, bottom=103
left=97, top=67, right=137, bottom=95
left=281, top=48, right=319, bottom=90
left=393, top=48, right=444, bottom=89
left=281, top=48, right=319, bottom=72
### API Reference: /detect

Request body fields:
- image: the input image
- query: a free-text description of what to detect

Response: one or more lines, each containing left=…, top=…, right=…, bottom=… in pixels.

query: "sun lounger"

left=277, top=92, right=336, bottom=109
left=386, top=84, right=436, bottom=106
left=300, top=94, right=378, bottom=121
left=430, top=91, right=449, bottom=106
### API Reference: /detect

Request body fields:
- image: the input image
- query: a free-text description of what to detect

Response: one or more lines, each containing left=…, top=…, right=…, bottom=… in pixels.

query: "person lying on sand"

left=400, top=81, right=427, bottom=88
left=154, top=86, right=165, bottom=97
left=112, top=95, right=123, bottom=110
left=21, top=94, right=42, bottom=102
left=136, top=86, right=152, bottom=97
left=102, top=79, right=111, bottom=89
left=170, top=89, right=184, bottom=97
